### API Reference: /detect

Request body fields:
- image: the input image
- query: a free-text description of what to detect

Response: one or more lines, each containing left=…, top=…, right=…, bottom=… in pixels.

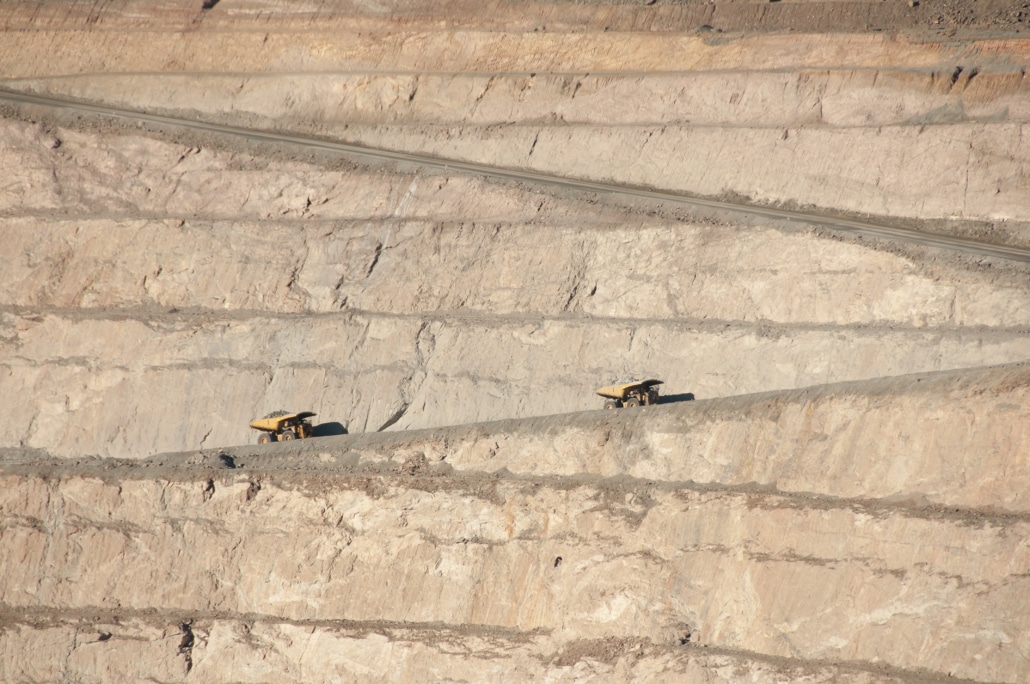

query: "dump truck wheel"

left=257, top=433, right=273, bottom=445
left=279, top=429, right=296, bottom=441
left=625, top=398, right=641, bottom=407
left=604, top=399, right=619, bottom=410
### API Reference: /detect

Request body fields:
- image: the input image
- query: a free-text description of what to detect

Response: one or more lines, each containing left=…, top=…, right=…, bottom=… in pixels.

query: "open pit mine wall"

left=4, top=17, right=1030, bottom=225
left=4, top=117, right=1030, bottom=329
left=2, top=114, right=1030, bottom=459
left=6, top=306, right=1030, bottom=461
left=0, top=3, right=1028, bottom=681
left=2, top=0, right=1030, bottom=461
left=1, top=364, right=1029, bottom=683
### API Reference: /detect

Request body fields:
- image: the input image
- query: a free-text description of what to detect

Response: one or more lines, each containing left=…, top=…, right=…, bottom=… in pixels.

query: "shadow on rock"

left=311, top=421, right=348, bottom=437
left=662, top=392, right=696, bottom=404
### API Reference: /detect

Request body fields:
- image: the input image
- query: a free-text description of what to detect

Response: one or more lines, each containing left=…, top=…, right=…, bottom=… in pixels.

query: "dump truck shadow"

left=312, top=421, right=348, bottom=437
left=661, top=392, right=696, bottom=404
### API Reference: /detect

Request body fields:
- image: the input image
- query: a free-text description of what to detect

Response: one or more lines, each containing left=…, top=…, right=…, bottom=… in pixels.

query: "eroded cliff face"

left=1, top=0, right=1028, bottom=682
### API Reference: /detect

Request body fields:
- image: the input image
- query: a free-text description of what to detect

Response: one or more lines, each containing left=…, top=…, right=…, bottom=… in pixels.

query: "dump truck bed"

left=249, top=411, right=316, bottom=432
left=595, top=379, right=663, bottom=400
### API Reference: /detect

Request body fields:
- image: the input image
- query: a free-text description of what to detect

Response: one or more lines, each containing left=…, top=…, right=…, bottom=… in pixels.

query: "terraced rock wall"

left=1, top=1, right=1028, bottom=682
left=3, top=364, right=1029, bottom=682
left=6, top=8, right=1030, bottom=226
left=2, top=115, right=1028, bottom=458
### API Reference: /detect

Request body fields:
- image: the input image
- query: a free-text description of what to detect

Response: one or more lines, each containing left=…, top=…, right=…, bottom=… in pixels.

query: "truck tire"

left=604, top=399, right=620, bottom=410
left=624, top=398, right=641, bottom=407
left=279, top=429, right=296, bottom=441
left=257, top=433, right=273, bottom=444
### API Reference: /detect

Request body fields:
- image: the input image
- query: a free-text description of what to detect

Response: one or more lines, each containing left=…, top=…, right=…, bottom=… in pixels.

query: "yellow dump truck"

left=249, top=411, right=316, bottom=444
left=596, top=379, right=663, bottom=409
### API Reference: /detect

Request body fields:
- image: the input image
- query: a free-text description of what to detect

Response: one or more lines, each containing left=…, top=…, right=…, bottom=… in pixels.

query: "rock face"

left=3, top=365, right=1030, bottom=682
left=1, top=1, right=1029, bottom=682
